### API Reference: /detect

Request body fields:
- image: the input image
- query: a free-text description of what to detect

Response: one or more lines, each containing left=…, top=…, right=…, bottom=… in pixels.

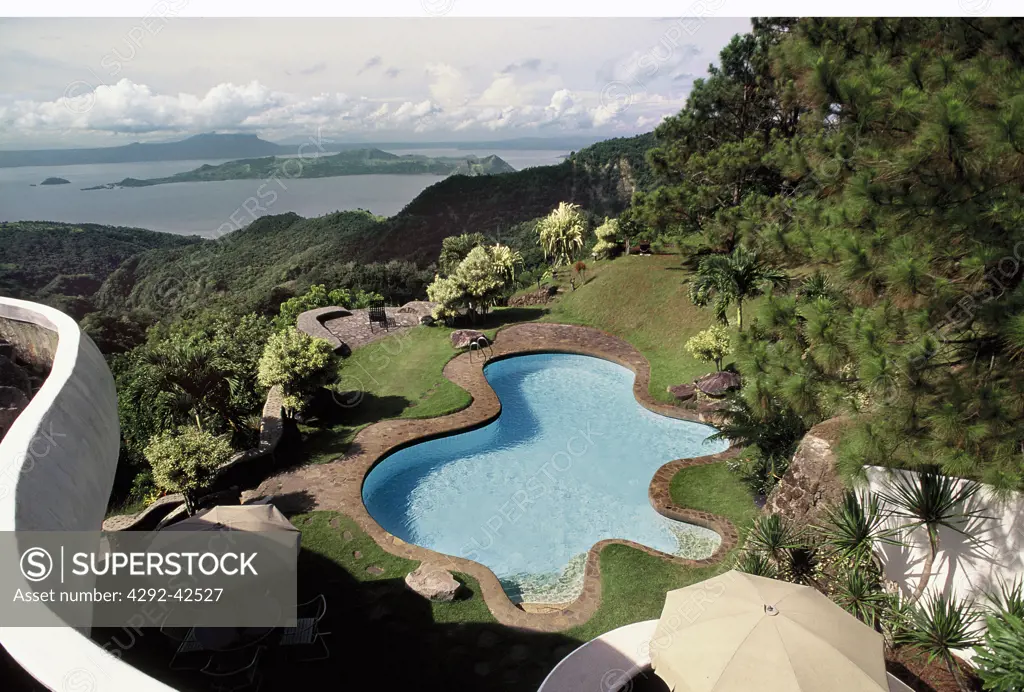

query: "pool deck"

left=253, top=322, right=741, bottom=632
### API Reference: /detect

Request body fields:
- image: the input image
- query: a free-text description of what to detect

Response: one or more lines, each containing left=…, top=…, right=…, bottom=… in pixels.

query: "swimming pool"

left=362, top=353, right=730, bottom=603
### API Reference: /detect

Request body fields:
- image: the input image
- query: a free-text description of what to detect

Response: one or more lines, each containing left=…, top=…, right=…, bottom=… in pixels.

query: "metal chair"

left=277, top=594, right=330, bottom=662
left=367, top=300, right=390, bottom=332
left=168, top=628, right=210, bottom=672
left=201, top=646, right=264, bottom=692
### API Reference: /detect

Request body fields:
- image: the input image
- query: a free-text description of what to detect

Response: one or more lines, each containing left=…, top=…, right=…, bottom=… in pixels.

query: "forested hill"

left=368, top=133, right=656, bottom=262
left=83, top=131, right=655, bottom=320
left=0, top=221, right=200, bottom=317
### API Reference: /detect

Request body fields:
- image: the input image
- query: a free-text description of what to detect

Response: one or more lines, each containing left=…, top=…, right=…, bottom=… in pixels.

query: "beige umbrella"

left=162, top=504, right=299, bottom=533
left=649, top=570, right=888, bottom=692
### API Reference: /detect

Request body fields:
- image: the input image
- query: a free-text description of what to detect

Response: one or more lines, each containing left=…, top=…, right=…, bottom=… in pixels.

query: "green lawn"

left=290, top=461, right=756, bottom=653
left=538, top=254, right=734, bottom=402
left=566, top=461, right=758, bottom=640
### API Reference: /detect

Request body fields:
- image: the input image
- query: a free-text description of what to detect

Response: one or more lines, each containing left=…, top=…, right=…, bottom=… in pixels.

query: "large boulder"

left=765, top=417, right=851, bottom=524
left=451, top=329, right=488, bottom=349
left=405, top=565, right=461, bottom=602
left=667, top=383, right=696, bottom=401
left=694, top=371, right=741, bottom=397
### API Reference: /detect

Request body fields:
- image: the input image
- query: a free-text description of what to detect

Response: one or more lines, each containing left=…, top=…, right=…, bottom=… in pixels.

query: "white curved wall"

left=0, top=297, right=174, bottom=691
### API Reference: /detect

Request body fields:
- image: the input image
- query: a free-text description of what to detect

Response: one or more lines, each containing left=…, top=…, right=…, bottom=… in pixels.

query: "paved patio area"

left=297, top=301, right=436, bottom=355
left=252, top=322, right=741, bottom=632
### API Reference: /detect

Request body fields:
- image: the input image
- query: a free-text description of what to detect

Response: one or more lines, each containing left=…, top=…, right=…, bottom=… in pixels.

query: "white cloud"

left=0, top=77, right=686, bottom=142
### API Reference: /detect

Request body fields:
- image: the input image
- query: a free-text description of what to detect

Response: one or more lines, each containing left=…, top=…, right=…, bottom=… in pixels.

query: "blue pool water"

left=362, top=353, right=729, bottom=602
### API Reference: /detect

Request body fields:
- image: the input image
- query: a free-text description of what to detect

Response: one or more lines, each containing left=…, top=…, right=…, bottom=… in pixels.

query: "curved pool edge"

left=261, top=322, right=744, bottom=633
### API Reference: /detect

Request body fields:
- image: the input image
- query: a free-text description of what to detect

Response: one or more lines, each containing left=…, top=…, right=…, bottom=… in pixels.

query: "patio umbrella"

left=649, top=570, right=888, bottom=692
left=162, top=504, right=300, bottom=534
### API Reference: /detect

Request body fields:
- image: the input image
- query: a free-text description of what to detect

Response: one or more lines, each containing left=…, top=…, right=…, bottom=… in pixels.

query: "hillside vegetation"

left=0, top=221, right=200, bottom=316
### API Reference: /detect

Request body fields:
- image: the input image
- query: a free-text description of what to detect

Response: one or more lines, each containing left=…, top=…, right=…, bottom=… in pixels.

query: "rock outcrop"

left=405, top=565, right=461, bottom=602
left=765, top=417, right=851, bottom=525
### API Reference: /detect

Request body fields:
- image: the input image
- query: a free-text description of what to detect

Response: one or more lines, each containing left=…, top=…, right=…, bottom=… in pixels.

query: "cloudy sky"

left=0, top=17, right=750, bottom=149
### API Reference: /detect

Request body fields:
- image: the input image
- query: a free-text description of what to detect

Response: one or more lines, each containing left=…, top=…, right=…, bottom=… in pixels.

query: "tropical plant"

left=144, top=427, right=233, bottom=515
left=685, top=325, right=732, bottom=370
left=974, top=611, right=1024, bottom=692
left=881, top=470, right=985, bottom=602
left=139, top=340, right=237, bottom=432
left=537, top=201, right=587, bottom=267
left=816, top=491, right=900, bottom=567
left=439, top=232, right=487, bottom=276
left=985, top=579, right=1024, bottom=621
left=832, top=566, right=888, bottom=627
left=736, top=550, right=778, bottom=578
left=591, top=217, right=620, bottom=259
left=274, top=284, right=383, bottom=330
left=427, top=244, right=518, bottom=323
left=898, top=593, right=981, bottom=692
left=688, top=245, right=789, bottom=330
left=747, top=514, right=803, bottom=567
left=256, top=327, right=337, bottom=416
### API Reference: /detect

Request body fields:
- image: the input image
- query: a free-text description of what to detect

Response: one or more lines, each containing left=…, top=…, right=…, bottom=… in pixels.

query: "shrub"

left=257, top=327, right=337, bottom=415
left=427, top=245, right=521, bottom=323
left=144, top=427, right=233, bottom=514
left=537, top=201, right=587, bottom=267
left=684, top=325, right=732, bottom=370
left=974, top=612, right=1024, bottom=692
left=591, top=217, right=620, bottom=259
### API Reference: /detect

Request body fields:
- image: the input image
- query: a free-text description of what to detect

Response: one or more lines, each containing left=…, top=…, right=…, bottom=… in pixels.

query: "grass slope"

left=540, top=254, right=726, bottom=401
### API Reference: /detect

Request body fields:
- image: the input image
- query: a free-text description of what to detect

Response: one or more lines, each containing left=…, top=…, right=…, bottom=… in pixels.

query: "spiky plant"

left=816, top=490, right=900, bottom=567
left=747, top=514, right=803, bottom=568
left=537, top=201, right=586, bottom=268
left=783, top=545, right=821, bottom=587
left=736, top=550, right=778, bottom=579
left=833, top=567, right=888, bottom=627
left=880, top=469, right=984, bottom=602
left=985, top=578, right=1024, bottom=621
left=897, top=593, right=981, bottom=692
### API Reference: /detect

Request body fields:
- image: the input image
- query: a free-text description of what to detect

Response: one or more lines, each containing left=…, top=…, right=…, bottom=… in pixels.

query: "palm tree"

left=143, top=341, right=238, bottom=432
left=537, top=202, right=587, bottom=268
left=688, top=245, right=789, bottom=330
left=880, top=469, right=984, bottom=603
left=898, top=593, right=981, bottom=692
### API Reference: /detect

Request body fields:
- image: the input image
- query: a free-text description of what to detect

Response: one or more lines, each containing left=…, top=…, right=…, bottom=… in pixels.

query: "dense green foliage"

left=537, top=202, right=587, bottom=268
left=427, top=244, right=522, bottom=322
left=257, top=327, right=337, bottom=415
left=274, top=284, right=383, bottom=331
left=684, top=326, right=732, bottom=371
left=637, top=18, right=1024, bottom=490
left=0, top=221, right=199, bottom=316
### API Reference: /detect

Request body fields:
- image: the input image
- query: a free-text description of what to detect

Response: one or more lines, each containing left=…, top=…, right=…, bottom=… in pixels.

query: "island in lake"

left=86, top=148, right=515, bottom=189
left=39, top=177, right=70, bottom=185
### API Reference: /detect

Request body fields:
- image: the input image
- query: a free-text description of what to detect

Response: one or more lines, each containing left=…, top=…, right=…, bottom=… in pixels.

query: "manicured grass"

left=295, top=511, right=495, bottom=624
left=669, top=461, right=760, bottom=535
left=566, top=461, right=758, bottom=640
left=538, top=255, right=730, bottom=402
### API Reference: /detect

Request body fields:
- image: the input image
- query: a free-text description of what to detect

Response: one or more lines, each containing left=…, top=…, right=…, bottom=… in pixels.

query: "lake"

left=0, top=148, right=567, bottom=237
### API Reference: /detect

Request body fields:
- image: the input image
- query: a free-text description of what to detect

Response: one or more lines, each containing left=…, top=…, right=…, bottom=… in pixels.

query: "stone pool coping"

left=256, top=322, right=742, bottom=632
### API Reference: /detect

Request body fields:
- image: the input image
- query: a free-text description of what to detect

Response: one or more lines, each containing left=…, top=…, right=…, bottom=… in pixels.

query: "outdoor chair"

left=367, top=300, right=391, bottom=332
left=277, top=594, right=331, bottom=662
left=168, top=628, right=210, bottom=672
left=201, top=646, right=264, bottom=692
